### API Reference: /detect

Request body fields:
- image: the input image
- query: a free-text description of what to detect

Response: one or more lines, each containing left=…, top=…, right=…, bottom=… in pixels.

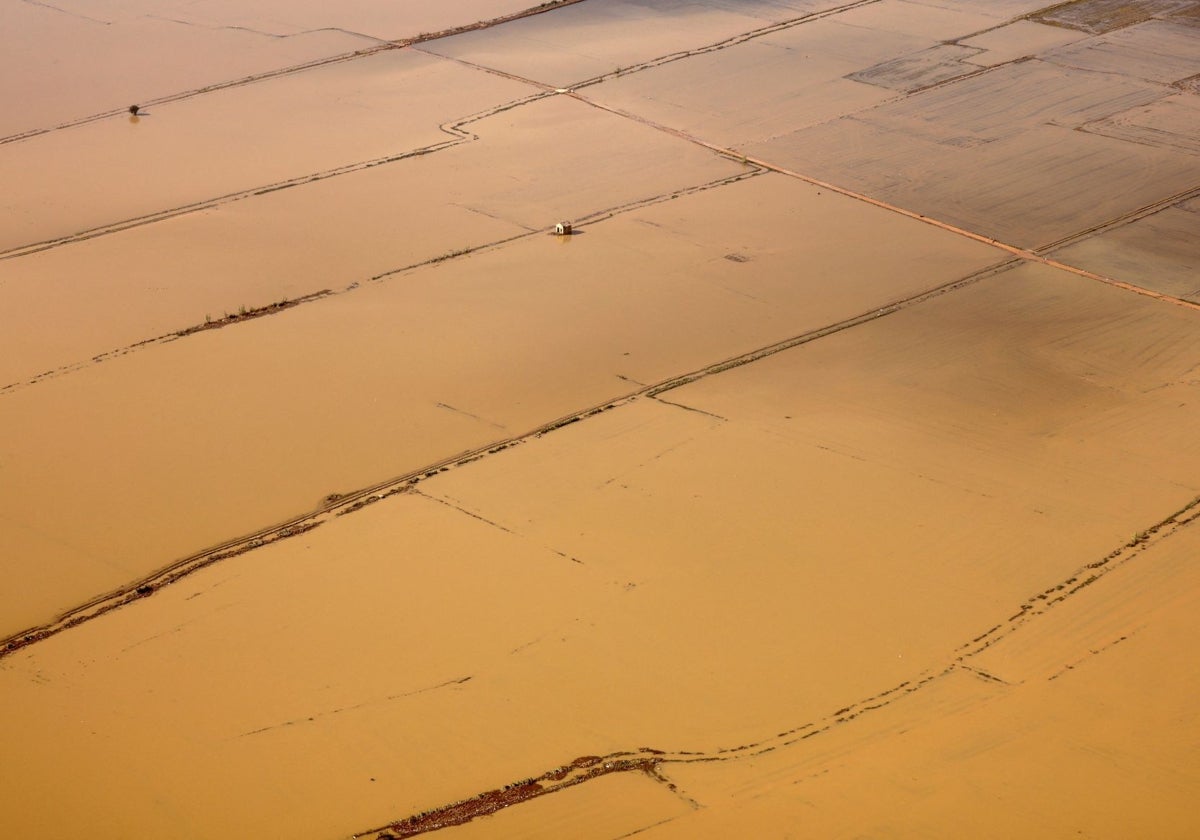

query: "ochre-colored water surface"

left=3, top=1, right=1199, bottom=837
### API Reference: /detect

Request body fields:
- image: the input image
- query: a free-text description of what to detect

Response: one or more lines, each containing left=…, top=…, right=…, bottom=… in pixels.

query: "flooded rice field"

left=2, top=0, right=1199, bottom=837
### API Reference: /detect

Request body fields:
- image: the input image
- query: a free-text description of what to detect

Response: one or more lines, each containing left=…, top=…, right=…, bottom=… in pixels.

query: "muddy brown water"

left=3, top=1, right=1199, bottom=837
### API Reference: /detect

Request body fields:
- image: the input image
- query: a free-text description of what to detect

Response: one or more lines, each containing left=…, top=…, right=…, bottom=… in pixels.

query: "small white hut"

left=555, top=221, right=572, bottom=235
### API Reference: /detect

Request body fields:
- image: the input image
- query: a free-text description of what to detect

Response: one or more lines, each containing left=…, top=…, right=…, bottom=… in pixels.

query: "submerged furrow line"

left=597, top=93, right=1200, bottom=314
left=349, top=494, right=1200, bottom=838
left=421, top=0, right=886, bottom=98
left=0, top=253, right=1016, bottom=660
left=2, top=2, right=611, bottom=262
left=0, top=44, right=397, bottom=148
left=389, top=0, right=589, bottom=49
left=420, top=17, right=1200, bottom=317
left=952, top=493, right=1200, bottom=660
left=397, top=2, right=1200, bottom=316
left=356, top=753, right=674, bottom=839
left=0, top=87, right=557, bottom=263
left=1029, top=180, right=1200, bottom=255
left=567, top=0, right=887, bottom=92
left=0, top=136, right=458, bottom=261
left=0, top=85, right=562, bottom=389
left=0, top=0, right=590, bottom=147
left=645, top=257, right=1021, bottom=398
left=0, top=166, right=761, bottom=397
left=0, top=290, right=334, bottom=397
left=0, top=394, right=624, bottom=662
left=565, top=92, right=1200, bottom=315
left=17, top=0, right=1185, bottom=397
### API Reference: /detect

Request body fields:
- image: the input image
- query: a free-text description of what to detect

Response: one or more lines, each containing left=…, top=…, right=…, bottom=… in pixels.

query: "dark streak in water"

left=345, top=491, right=1200, bottom=837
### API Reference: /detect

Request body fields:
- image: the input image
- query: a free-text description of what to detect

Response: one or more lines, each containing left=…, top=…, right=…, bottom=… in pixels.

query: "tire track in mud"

left=0, top=253, right=1015, bottom=660
left=349, top=492, right=1200, bottom=839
